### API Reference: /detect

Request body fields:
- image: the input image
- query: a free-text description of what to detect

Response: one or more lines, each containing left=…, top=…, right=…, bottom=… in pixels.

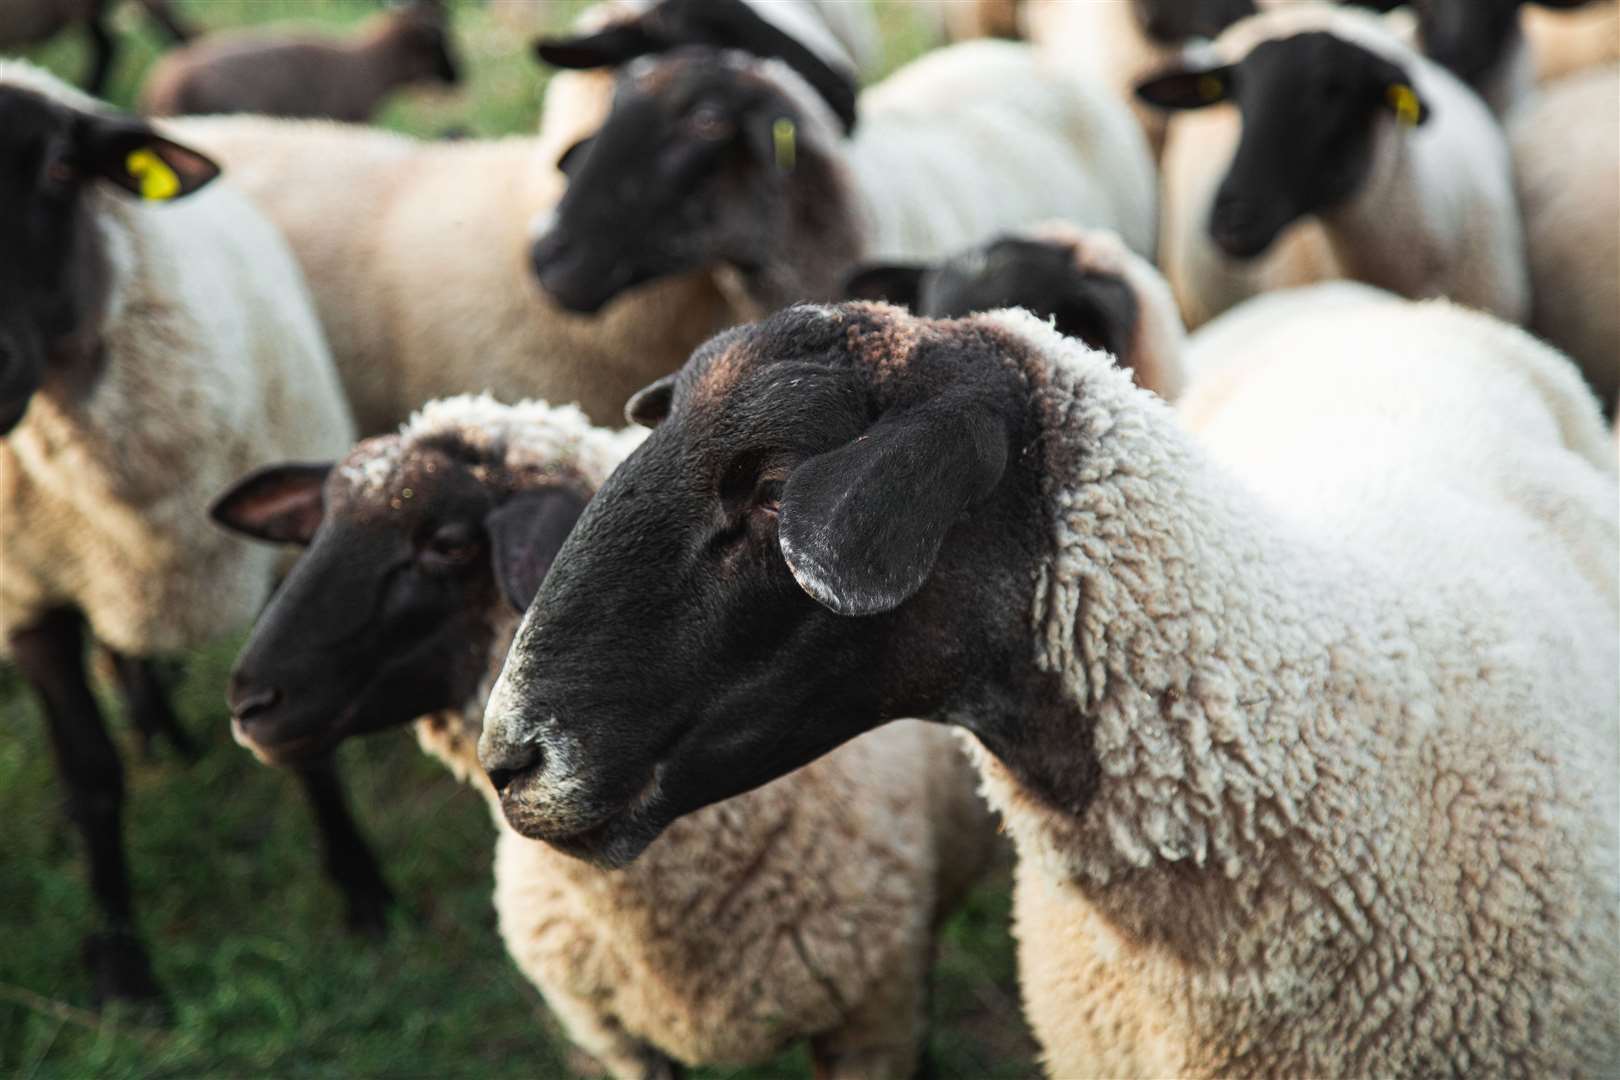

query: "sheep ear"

left=533, top=25, right=661, bottom=70
left=210, top=463, right=332, bottom=546
left=486, top=488, right=590, bottom=614
left=779, top=401, right=1010, bottom=616
left=626, top=374, right=677, bottom=429
left=1380, top=74, right=1430, bottom=127
left=1135, top=63, right=1236, bottom=109
left=843, top=264, right=928, bottom=309
left=555, top=136, right=594, bottom=177
left=79, top=118, right=220, bottom=201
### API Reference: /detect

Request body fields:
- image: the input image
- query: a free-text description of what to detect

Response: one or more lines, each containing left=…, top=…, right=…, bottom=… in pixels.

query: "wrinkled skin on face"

left=480, top=304, right=1054, bottom=868
left=844, top=237, right=1140, bottom=369
left=529, top=50, right=810, bottom=315
left=1131, top=0, right=1257, bottom=43
left=1136, top=31, right=1430, bottom=259
left=211, top=437, right=587, bottom=765
left=0, top=86, right=217, bottom=434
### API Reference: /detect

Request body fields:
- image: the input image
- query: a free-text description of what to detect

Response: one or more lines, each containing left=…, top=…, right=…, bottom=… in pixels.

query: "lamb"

left=160, top=0, right=876, bottom=434
left=209, top=394, right=998, bottom=1080
left=0, top=61, right=365, bottom=1008
left=529, top=34, right=1158, bottom=319
left=0, top=0, right=191, bottom=96
left=138, top=0, right=461, bottom=122
left=1510, top=63, right=1619, bottom=414
left=844, top=223, right=1188, bottom=401
left=1141, top=3, right=1528, bottom=329
left=477, top=292, right=1619, bottom=1076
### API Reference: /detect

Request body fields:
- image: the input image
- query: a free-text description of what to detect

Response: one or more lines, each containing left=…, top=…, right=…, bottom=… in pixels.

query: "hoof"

left=82, top=930, right=168, bottom=1021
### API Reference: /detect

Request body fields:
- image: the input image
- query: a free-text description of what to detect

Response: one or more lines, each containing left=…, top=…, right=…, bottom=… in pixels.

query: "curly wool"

left=0, top=62, right=355, bottom=655
left=339, top=394, right=997, bottom=1078
left=958, top=296, right=1618, bottom=1077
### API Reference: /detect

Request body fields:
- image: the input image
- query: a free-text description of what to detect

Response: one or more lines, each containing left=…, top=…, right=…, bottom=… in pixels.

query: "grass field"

left=0, top=2, right=1039, bottom=1076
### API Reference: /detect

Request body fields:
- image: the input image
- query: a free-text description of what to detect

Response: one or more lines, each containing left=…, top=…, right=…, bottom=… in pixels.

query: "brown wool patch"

left=843, top=305, right=920, bottom=381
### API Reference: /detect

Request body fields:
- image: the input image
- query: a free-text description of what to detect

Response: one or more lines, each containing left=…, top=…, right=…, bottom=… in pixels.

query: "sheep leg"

left=291, top=757, right=395, bottom=937
left=136, top=0, right=195, bottom=44
left=106, top=652, right=198, bottom=763
left=82, top=7, right=116, bottom=98
left=10, top=608, right=164, bottom=1011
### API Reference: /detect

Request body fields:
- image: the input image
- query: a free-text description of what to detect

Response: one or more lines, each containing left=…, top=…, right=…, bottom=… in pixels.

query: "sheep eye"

left=756, top=479, right=782, bottom=517
left=421, top=522, right=482, bottom=570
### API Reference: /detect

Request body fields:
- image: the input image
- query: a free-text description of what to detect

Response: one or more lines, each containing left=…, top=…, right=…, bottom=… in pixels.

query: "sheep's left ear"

left=779, top=396, right=1011, bottom=616
left=843, top=264, right=928, bottom=309
left=1135, top=62, right=1236, bottom=109
left=625, top=373, right=677, bottom=428
left=210, top=462, right=332, bottom=545
left=533, top=25, right=660, bottom=70
left=78, top=117, right=220, bottom=201
left=486, top=488, right=590, bottom=613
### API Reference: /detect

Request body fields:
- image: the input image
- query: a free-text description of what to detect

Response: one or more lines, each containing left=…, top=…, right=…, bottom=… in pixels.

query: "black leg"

left=137, top=0, right=195, bottom=43
left=106, top=651, right=198, bottom=763
left=291, top=757, right=395, bottom=937
left=10, top=609, right=163, bottom=1010
left=82, top=12, right=115, bottom=98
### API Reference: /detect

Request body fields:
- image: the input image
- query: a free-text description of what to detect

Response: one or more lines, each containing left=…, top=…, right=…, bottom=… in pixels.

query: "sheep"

left=1510, top=63, right=1619, bottom=414
left=529, top=35, right=1158, bottom=319
left=844, top=223, right=1188, bottom=401
left=0, top=0, right=191, bottom=96
left=1523, top=0, right=1619, bottom=81
left=160, top=0, right=877, bottom=435
left=0, top=61, right=367, bottom=1008
left=137, top=0, right=461, bottom=122
left=476, top=290, right=1619, bottom=1076
left=1141, top=3, right=1528, bottom=329
left=209, top=393, right=999, bottom=1080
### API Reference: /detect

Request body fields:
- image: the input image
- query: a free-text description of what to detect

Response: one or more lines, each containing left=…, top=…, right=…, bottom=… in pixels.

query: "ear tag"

left=1387, top=83, right=1421, bottom=127
left=126, top=149, right=181, bottom=201
left=1198, top=74, right=1224, bottom=101
left=772, top=117, right=796, bottom=173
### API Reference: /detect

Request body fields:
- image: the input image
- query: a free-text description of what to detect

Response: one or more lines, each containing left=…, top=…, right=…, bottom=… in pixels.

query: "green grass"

left=2, top=2, right=1032, bottom=1076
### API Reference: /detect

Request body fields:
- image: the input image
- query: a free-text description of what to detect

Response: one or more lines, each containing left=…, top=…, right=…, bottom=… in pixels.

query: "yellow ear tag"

left=126, top=148, right=181, bottom=201
left=772, top=117, right=796, bottom=173
left=1198, top=74, right=1225, bottom=101
left=1387, top=83, right=1421, bottom=127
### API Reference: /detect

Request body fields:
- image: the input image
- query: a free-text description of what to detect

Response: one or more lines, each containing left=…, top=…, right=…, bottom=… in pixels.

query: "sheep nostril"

left=486, top=744, right=542, bottom=796
left=231, top=685, right=281, bottom=723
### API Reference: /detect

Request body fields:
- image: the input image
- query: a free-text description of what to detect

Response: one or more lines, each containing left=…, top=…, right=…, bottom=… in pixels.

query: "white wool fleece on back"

left=958, top=295, right=1617, bottom=1077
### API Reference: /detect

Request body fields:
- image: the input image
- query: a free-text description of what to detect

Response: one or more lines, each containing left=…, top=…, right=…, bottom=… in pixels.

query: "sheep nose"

left=229, top=679, right=281, bottom=723
left=484, top=742, right=543, bottom=797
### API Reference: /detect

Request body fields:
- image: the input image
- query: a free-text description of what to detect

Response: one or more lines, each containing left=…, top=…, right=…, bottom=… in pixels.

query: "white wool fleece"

left=0, top=62, right=354, bottom=655
left=343, top=394, right=998, bottom=1080
left=957, top=294, right=1617, bottom=1077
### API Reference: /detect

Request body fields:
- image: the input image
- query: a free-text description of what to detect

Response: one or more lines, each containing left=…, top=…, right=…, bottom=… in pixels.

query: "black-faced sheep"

left=211, top=394, right=998, bottom=1079
left=0, top=61, right=362, bottom=1007
left=529, top=33, right=1157, bottom=319
left=1140, top=3, right=1527, bottom=329
left=477, top=293, right=1618, bottom=1076
left=138, top=0, right=461, bottom=122
left=845, top=223, right=1187, bottom=401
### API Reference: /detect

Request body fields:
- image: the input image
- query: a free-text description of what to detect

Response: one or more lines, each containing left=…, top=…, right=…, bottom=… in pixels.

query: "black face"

left=0, top=85, right=218, bottom=435
left=1131, top=0, right=1257, bottom=42
left=1136, top=32, right=1429, bottom=259
left=397, top=4, right=462, bottom=85
left=479, top=304, right=1045, bottom=868
left=845, top=237, right=1140, bottom=367
left=211, top=446, right=587, bottom=765
left=530, top=52, right=801, bottom=314
left=1410, top=0, right=1520, bottom=82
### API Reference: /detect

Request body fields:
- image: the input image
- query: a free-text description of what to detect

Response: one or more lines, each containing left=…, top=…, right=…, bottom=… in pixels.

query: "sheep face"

left=529, top=50, right=807, bottom=315
left=210, top=440, right=586, bottom=765
left=844, top=237, right=1140, bottom=372
left=1131, top=0, right=1256, bottom=44
left=479, top=303, right=1044, bottom=869
left=1136, top=31, right=1429, bottom=259
left=382, top=0, right=462, bottom=87
left=0, top=85, right=217, bottom=434
left=1408, top=0, right=1522, bottom=83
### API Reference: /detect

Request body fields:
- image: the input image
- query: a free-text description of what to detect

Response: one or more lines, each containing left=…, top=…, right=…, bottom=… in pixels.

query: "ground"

left=0, top=2, right=1038, bottom=1076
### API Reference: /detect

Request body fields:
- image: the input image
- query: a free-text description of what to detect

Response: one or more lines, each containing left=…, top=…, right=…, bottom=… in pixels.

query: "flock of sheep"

left=1, top=0, right=1617, bottom=1076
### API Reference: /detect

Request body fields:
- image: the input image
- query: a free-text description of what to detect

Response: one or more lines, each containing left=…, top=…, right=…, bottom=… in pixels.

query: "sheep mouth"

left=230, top=716, right=341, bottom=766
left=501, top=767, right=666, bottom=869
